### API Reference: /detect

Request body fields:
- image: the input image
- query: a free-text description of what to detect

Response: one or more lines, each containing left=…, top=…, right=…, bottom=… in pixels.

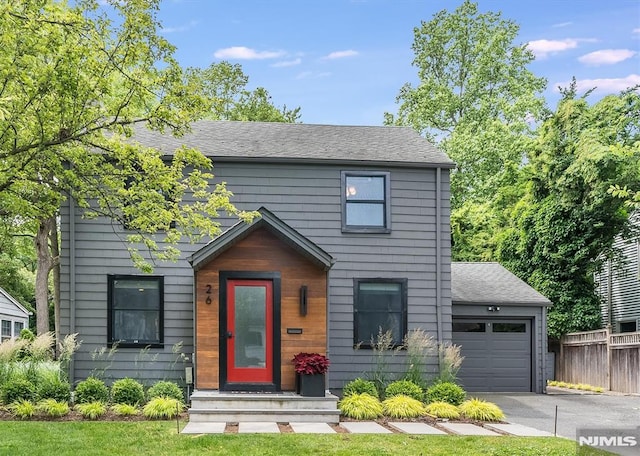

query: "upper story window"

left=107, top=275, right=164, bottom=347
left=341, top=171, right=391, bottom=233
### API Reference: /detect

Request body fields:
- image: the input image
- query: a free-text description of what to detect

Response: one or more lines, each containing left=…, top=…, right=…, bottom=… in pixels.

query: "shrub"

left=338, top=393, right=383, bottom=420
left=37, top=399, right=70, bottom=417
left=1, top=377, right=37, bottom=404
left=111, top=378, right=145, bottom=406
left=382, top=394, right=425, bottom=419
left=74, top=377, right=109, bottom=404
left=385, top=380, right=423, bottom=401
left=342, top=378, right=379, bottom=399
left=10, top=399, right=36, bottom=420
left=38, top=378, right=71, bottom=403
left=459, top=398, right=505, bottom=422
left=143, top=397, right=183, bottom=419
left=112, top=403, right=139, bottom=416
left=425, top=401, right=461, bottom=419
left=147, top=381, right=184, bottom=403
left=76, top=401, right=107, bottom=420
left=425, top=382, right=466, bottom=406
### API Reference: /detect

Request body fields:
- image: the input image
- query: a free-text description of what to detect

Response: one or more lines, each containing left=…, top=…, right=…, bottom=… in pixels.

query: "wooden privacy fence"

left=557, top=328, right=640, bottom=394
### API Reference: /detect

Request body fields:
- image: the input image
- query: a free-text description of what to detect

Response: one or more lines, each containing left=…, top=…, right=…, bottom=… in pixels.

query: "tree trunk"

left=35, top=217, right=55, bottom=335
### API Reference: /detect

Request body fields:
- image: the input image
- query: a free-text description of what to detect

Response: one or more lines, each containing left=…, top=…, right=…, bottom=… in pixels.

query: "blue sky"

left=152, top=0, right=639, bottom=125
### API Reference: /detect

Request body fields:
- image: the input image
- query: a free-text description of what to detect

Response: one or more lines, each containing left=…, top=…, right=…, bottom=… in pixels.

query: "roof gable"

left=452, top=262, right=552, bottom=306
left=0, top=286, right=32, bottom=316
left=132, top=121, right=454, bottom=168
left=189, top=207, right=335, bottom=271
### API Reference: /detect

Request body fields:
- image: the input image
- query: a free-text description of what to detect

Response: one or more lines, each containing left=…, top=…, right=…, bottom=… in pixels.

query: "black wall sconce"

left=300, top=285, right=308, bottom=316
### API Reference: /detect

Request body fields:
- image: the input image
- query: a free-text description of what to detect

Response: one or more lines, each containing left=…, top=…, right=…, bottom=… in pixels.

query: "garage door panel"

left=453, top=319, right=531, bottom=392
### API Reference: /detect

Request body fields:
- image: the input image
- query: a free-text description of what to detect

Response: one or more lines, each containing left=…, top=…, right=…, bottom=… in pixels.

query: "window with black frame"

left=107, top=275, right=163, bottom=347
left=341, top=171, right=391, bottom=233
left=353, top=278, right=407, bottom=347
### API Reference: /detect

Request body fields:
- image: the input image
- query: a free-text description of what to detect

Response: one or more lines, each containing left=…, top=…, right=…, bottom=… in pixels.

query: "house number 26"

left=205, top=284, right=212, bottom=304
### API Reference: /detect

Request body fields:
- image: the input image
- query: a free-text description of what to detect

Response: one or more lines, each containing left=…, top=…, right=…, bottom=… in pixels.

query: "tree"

left=0, top=0, right=254, bottom=335
left=188, top=62, right=301, bottom=122
left=498, top=87, right=640, bottom=338
left=384, top=0, right=546, bottom=260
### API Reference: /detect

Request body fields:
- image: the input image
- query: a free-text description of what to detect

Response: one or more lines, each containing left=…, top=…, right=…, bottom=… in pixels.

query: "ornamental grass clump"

left=385, top=380, right=424, bottom=401
left=143, top=397, right=184, bottom=419
left=424, top=401, right=461, bottom=419
left=425, top=381, right=466, bottom=406
left=76, top=401, right=107, bottom=420
left=338, top=393, right=383, bottom=420
left=342, top=378, right=379, bottom=399
left=10, top=399, right=36, bottom=420
left=382, top=394, right=425, bottom=419
left=459, top=398, right=505, bottom=422
left=112, top=403, right=139, bottom=417
left=37, top=399, right=70, bottom=417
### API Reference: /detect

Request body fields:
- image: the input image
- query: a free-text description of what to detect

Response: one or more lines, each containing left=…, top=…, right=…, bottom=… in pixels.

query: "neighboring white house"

left=0, top=286, right=31, bottom=342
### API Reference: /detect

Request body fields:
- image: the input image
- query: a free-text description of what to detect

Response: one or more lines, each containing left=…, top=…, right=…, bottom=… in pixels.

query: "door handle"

left=226, top=331, right=233, bottom=339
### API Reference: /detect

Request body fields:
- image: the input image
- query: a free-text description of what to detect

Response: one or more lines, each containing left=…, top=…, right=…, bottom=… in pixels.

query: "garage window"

left=453, top=322, right=486, bottom=332
left=353, top=278, right=407, bottom=347
left=493, top=323, right=526, bottom=332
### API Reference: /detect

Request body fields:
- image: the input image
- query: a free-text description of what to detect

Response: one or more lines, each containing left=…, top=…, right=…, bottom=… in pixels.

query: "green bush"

left=425, top=381, right=466, bottom=405
left=459, top=398, right=505, bottom=422
left=384, top=380, right=423, bottom=401
left=143, top=397, right=183, bottom=419
left=74, top=377, right=109, bottom=404
left=424, top=401, right=461, bottom=419
left=338, top=393, right=383, bottom=420
left=112, top=403, right=139, bottom=417
left=111, top=378, right=145, bottom=406
left=382, top=394, right=425, bottom=418
left=38, top=378, right=71, bottom=403
left=76, top=401, right=107, bottom=420
left=342, top=378, right=379, bottom=399
left=1, top=377, right=37, bottom=404
left=9, top=399, right=36, bottom=420
left=37, top=399, right=70, bottom=417
left=147, top=381, right=184, bottom=403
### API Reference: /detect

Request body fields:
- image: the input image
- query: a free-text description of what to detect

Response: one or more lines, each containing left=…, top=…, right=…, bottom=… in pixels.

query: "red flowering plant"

left=292, top=352, right=330, bottom=375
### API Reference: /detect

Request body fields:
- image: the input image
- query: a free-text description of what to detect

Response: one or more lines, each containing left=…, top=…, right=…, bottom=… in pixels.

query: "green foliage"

left=112, top=403, right=139, bottom=417
left=425, top=382, right=466, bottom=406
left=459, top=398, right=505, bottom=421
left=75, top=401, right=107, bottom=420
left=342, top=378, right=379, bottom=399
left=147, top=381, right=184, bottom=403
left=364, top=329, right=399, bottom=399
left=338, top=393, right=383, bottom=420
left=37, top=399, right=70, bottom=417
left=19, top=329, right=35, bottom=342
left=384, top=380, right=424, bottom=402
left=74, top=377, right=109, bottom=404
left=37, top=377, right=71, bottom=403
left=381, top=395, right=425, bottom=418
left=143, top=397, right=183, bottom=420
left=1, top=377, right=37, bottom=404
left=425, top=401, right=461, bottom=419
left=111, top=378, right=145, bottom=406
left=402, top=329, right=436, bottom=389
left=9, top=399, right=36, bottom=420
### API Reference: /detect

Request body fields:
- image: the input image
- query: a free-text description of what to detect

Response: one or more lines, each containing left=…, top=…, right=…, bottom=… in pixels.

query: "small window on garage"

left=493, top=323, right=527, bottom=333
left=452, top=322, right=486, bottom=332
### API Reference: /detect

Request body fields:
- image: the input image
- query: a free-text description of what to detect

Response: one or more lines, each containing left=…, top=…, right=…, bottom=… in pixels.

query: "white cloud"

left=634, top=28, right=640, bottom=35
left=527, top=39, right=578, bottom=58
left=555, top=74, right=640, bottom=93
left=578, top=49, right=637, bottom=65
left=295, top=71, right=332, bottom=80
left=271, top=58, right=302, bottom=68
left=552, top=21, right=572, bottom=28
left=213, top=46, right=285, bottom=60
left=323, top=50, right=359, bottom=60
left=161, top=20, right=198, bottom=34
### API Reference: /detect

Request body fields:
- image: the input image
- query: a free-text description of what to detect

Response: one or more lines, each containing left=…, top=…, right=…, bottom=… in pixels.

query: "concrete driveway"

left=477, top=391, right=640, bottom=454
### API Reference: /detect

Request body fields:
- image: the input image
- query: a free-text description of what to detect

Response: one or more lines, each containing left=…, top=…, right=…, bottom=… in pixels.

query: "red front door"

left=226, top=279, right=273, bottom=383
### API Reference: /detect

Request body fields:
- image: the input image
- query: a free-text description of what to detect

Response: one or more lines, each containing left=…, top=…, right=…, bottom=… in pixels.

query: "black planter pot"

left=296, top=373, right=325, bottom=397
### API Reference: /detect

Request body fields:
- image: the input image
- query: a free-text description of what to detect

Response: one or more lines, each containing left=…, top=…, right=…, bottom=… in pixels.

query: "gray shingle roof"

left=452, top=262, right=552, bottom=306
left=132, top=121, right=454, bottom=168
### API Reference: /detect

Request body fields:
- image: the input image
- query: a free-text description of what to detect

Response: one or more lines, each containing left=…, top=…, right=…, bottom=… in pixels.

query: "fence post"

left=606, top=325, right=612, bottom=391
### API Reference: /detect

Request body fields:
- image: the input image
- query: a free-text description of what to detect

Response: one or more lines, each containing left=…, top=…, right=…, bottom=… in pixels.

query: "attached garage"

left=452, top=263, right=552, bottom=393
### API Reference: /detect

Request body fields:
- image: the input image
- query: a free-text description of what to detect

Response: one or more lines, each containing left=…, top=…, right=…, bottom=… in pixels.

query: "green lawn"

left=0, top=420, right=610, bottom=456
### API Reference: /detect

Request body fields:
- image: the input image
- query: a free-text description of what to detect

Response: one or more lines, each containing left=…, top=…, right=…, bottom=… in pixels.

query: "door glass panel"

left=234, top=286, right=266, bottom=368
left=452, top=322, right=486, bottom=332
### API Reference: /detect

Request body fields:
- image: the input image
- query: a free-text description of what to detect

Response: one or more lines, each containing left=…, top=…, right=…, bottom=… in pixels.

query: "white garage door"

left=452, top=319, right=532, bottom=392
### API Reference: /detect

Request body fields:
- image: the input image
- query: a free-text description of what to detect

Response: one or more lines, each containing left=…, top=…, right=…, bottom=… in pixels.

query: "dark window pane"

left=356, top=312, right=402, bottom=345
left=113, top=310, right=160, bottom=342
left=346, top=176, right=384, bottom=201
left=354, top=280, right=405, bottom=346
left=619, top=321, right=637, bottom=333
left=358, top=282, right=402, bottom=311
left=113, top=279, right=160, bottom=310
left=346, top=203, right=384, bottom=226
left=453, top=322, right=486, bottom=332
left=493, top=323, right=526, bottom=333
left=109, top=276, right=162, bottom=345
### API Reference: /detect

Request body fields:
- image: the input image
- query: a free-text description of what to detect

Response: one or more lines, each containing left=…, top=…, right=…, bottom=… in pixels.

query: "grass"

left=0, top=421, right=609, bottom=456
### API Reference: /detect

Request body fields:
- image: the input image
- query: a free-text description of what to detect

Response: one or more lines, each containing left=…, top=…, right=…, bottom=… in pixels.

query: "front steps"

left=188, top=390, right=341, bottom=423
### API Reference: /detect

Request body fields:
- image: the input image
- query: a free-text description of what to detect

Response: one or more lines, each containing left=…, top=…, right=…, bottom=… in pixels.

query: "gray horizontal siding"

left=60, top=162, right=451, bottom=388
